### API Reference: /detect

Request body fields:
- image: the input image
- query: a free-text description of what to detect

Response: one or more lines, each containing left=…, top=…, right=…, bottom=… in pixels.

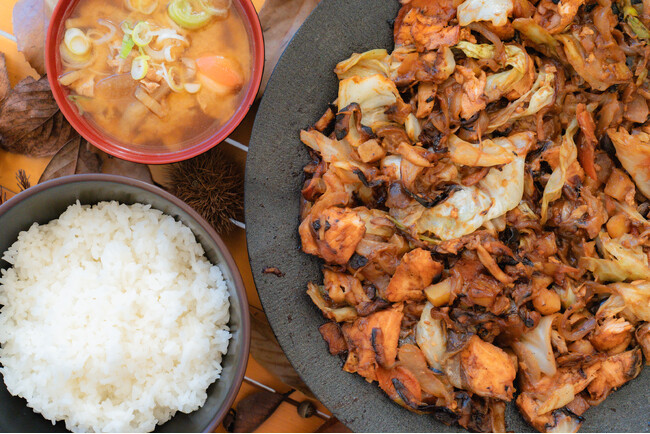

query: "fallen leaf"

left=229, top=390, right=287, bottom=432
left=249, top=307, right=313, bottom=396
left=258, top=0, right=320, bottom=93
left=38, top=136, right=102, bottom=183
left=0, top=54, right=10, bottom=103
left=12, top=0, right=57, bottom=76
left=98, top=152, right=154, bottom=184
left=0, top=76, right=77, bottom=157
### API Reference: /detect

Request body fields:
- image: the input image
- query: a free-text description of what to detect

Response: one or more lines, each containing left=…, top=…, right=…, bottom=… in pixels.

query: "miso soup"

left=57, top=0, right=251, bottom=149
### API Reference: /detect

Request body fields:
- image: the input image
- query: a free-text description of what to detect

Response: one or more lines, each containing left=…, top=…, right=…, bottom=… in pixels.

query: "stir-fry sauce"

left=299, top=0, right=650, bottom=431
left=57, top=0, right=251, bottom=149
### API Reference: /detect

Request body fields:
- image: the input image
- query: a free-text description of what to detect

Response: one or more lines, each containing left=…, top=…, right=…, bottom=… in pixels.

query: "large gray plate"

left=244, top=0, right=650, bottom=431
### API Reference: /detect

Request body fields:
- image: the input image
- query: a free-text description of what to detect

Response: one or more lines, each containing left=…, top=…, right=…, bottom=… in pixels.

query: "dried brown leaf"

left=0, top=76, right=77, bottom=157
left=12, top=0, right=57, bottom=76
left=231, top=390, right=287, bottom=432
left=259, top=0, right=320, bottom=93
left=38, top=136, right=102, bottom=183
left=0, top=53, right=10, bottom=103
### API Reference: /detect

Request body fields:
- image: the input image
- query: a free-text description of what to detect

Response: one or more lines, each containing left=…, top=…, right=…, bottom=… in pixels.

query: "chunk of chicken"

left=607, top=128, right=650, bottom=199
left=517, top=393, right=584, bottom=433
left=587, top=348, right=643, bottom=403
left=300, top=207, right=366, bottom=265
left=394, top=0, right=460, bottom=51
left=516, top=362, right=601, bottom=432
left=319, top=321, right=348, bottom=355
left=385, top=248, right=442, bottom=302
left=323, top=270, right=370, bottom=306
left=634, top=323, right=650, bottom=364
left=458, top=335, right=517, bottom=400
left=342, top=306, right=404, bottom=381
left=589, top=317, right=633, bottom=354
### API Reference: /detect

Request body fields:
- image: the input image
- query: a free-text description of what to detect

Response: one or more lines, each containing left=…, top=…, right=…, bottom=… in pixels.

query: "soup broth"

left=57, top=0, right=251, bottom=150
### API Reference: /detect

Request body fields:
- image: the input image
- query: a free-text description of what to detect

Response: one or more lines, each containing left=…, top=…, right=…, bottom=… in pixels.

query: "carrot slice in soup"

left=196, top=55, right=244, bottom=89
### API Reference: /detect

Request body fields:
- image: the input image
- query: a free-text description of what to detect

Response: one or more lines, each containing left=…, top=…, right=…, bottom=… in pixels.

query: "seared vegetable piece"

left=300, top=208, right=366, bottom=265
left=318, top=322, right=348, bottom=355
left=385, top=248, right=442, bottom=302
left=323, top=270, right=370, bottom=306
left=341, top=306, right=404, bottom=381
left=607, top=128, right=650, bottom=199
left=586, top=349, right=642, bottom=403
left=456, top=335, right=517, bottom=400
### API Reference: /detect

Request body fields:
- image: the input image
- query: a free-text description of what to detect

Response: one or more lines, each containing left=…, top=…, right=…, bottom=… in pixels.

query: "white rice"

left=0, top=201, right=231, bottom=433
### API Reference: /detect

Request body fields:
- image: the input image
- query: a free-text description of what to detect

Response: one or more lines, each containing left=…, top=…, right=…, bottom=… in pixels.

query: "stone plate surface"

left=245, top=0, right=650, bottom=431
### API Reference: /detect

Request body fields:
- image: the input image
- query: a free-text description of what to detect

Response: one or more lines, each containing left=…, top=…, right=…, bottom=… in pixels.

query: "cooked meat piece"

left=323, top=270, right=370, bottom=306
left=385, top=248, right=442, bottom=302
left=589, top=317, right=633, bottom=354
left=586, top=348, right=643, bottom=403
left=300, top=207, right=366, bottom=265
left=458, top=335, right=517, bottom=400
left=341, top=306, right=404, bottom=381
left=636, top=323, right=650, bottom=363
left=319, top=321, right=348, bottom=355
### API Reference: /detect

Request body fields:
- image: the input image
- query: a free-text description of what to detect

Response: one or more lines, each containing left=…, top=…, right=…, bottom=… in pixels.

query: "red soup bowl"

left=45, top=0, right=264, bottom=164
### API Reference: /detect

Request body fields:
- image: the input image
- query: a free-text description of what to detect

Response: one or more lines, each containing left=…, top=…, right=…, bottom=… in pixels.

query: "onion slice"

left=161, top=63, right=184, bottom=92
left=64, top=28, right=91, bottom=56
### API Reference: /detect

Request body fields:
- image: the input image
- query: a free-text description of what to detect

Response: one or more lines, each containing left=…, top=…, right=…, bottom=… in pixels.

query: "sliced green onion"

left=628, top=16, right=650, bottom=39
left=184, top=82, right=201, bottom=93
left=161, top=63, right=184, bottom=92
left=131, top=55, right=150, bottom=80
left=197, top=0, right=231, bottom=17
left=168, top=0, right=213, bottom=29
left=68, top=95, right=89, bottom=115
left=60, top=42, right=93, bottom=67
left=132, top=21, right=153, bottom=46
left=64, top=28, right=91, bottom=56
left=120, top=34, right=135, bottom=59
left=125, top=0, right=157, bottom=15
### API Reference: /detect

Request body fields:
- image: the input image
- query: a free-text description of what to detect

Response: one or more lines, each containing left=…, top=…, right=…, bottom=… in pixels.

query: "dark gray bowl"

left=0, top=174, right=249, bottom=433
left=245, top=0, right=650, bottom=432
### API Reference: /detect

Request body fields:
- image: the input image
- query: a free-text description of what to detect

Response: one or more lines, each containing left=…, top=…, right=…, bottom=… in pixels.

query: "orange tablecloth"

left=0, top=1, right=331, bottom=432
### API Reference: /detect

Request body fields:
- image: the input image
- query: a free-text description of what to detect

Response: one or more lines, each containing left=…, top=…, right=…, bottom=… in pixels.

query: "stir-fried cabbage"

left=416, top=302, right=447, bottom=371
left=413, top=132, right=534, bottom=240
left=338, top=74, right=402, bottom=130
left=488, top=67, right=555, bottom=132
left=540, top=118, right=579, bottom=223
left=448, top=134, right=517, bottom=167
left=513, top=316, right=557, bottom=384
left=334, top=49, right=390, bottom=80
left=557, top=34, right=632, bottom=91
left=456, top=0, right=513, bottom=27
left=456, top=42, right=529, bottom=101
left=608, top=281, right=650, bottom=322
left=607, top=128, right=650, bottom=199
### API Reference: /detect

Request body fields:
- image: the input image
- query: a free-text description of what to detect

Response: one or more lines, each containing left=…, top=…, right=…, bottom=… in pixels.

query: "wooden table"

left=0, top=2, right=332, bottom=432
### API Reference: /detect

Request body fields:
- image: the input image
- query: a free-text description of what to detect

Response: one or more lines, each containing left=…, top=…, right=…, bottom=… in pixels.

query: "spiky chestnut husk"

left=166, top=146, right=244, bottom=234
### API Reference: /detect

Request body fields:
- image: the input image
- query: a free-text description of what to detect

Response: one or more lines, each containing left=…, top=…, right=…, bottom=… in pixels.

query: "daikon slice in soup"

left=57, top=0, right=251, bottom=150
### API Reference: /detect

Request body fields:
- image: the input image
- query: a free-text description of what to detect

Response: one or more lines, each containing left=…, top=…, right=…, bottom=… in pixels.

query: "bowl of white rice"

left=0, top=174, right=250, bottom=433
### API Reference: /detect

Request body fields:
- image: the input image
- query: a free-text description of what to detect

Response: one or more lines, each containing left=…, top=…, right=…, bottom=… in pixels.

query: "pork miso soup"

left=57, top=0, right=251, bottom=149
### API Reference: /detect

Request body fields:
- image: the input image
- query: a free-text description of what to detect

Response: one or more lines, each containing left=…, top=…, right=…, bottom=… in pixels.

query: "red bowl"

left=45, top=0, right=264, bottom=164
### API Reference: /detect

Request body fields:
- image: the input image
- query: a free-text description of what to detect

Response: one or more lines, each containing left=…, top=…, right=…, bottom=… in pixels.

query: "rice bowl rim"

left=0, top=173, right=250, bottom=433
